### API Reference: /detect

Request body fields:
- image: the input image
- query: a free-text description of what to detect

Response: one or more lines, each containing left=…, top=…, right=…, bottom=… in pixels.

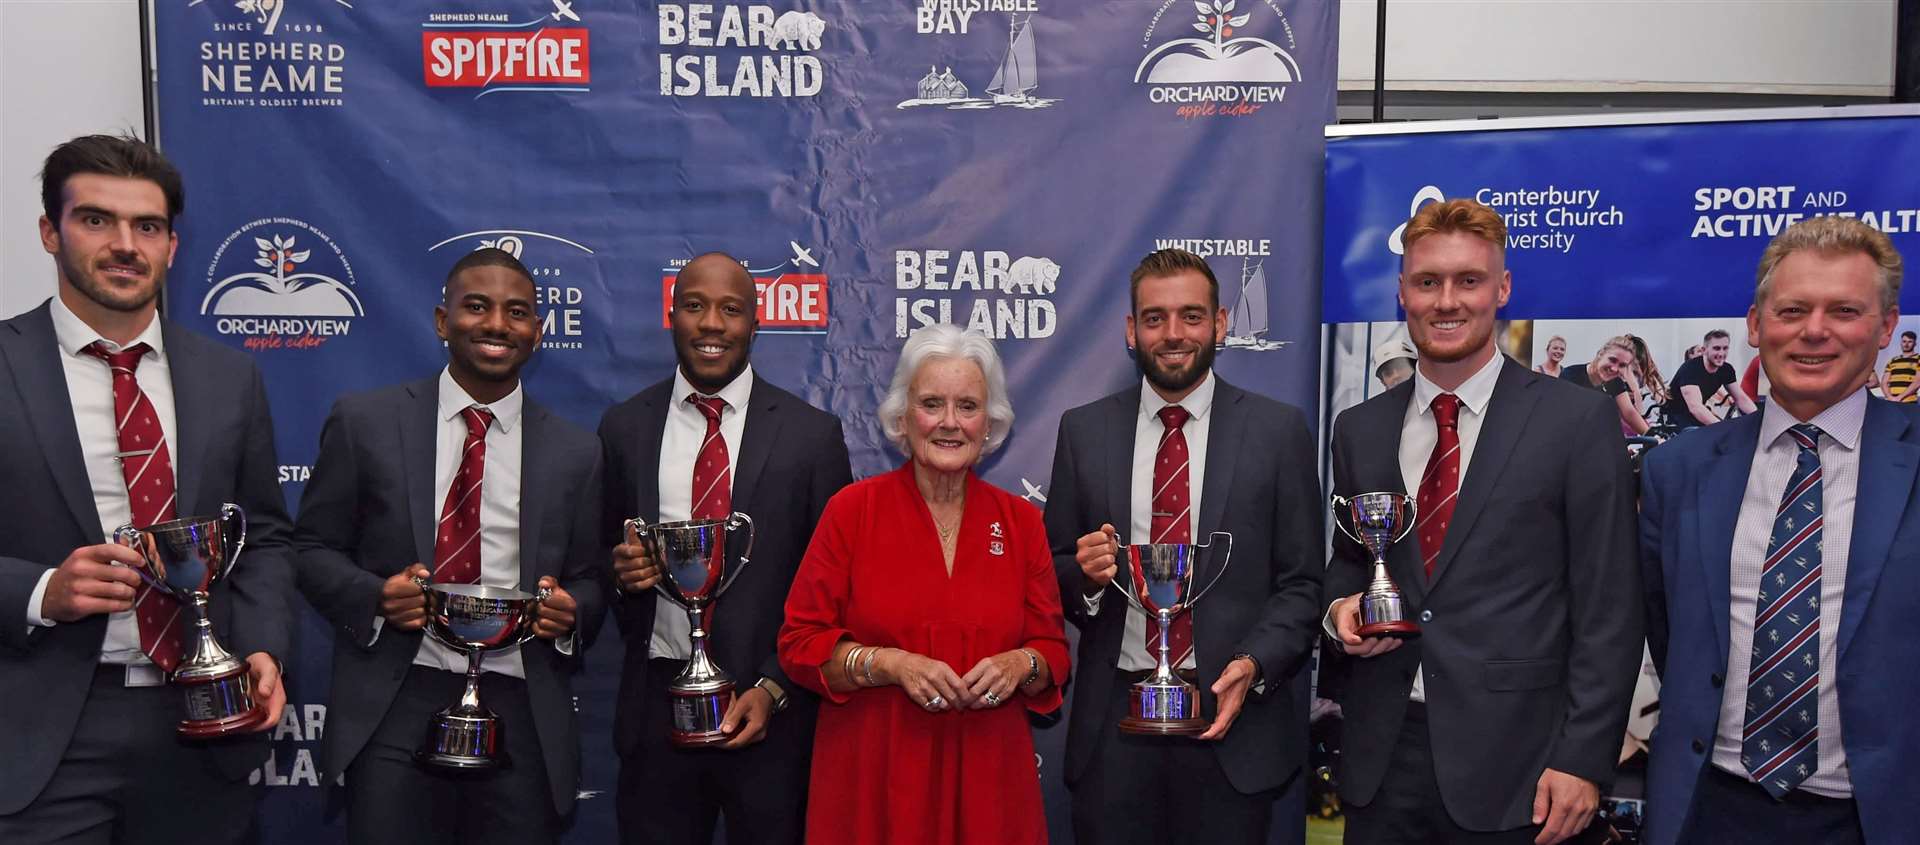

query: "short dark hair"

left=40, top=134, right=185, bottom=227
left=1904, top=330, right=1917, bottom=341
left=1703, top=329, right=1730, bottom=344
left=444, top=247, right=535, bottom=300
left=1128, top=248, right=1218, bottom=313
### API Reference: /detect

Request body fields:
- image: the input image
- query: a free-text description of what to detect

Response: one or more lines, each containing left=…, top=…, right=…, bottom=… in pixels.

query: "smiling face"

left=1703, top=336, right=1730, bottom=370
left=904, top=356, right=989, bottom=476
left=39, top=173, right=176, bottom=318
left=1546, top=337, right=1565, bottom=363
left=436, top=264, right=540, bottom=401
left=671, top=254, right=757, bottom=394
left=1593, top=345, right=1632, bottom=382
left=1400, top=231, right=1510, bottom=383
left=1126, top=269, right=1225, bottom=402
left=1749, top=249, right=1897, bottom=421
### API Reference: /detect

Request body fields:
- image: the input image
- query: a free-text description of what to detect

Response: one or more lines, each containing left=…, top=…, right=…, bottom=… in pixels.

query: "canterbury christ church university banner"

left=155, top=0, right=1337, bottom=841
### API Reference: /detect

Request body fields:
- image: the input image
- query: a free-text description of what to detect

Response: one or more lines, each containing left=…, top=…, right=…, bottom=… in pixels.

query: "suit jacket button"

left=1710, top=673, right=1724, bottom=688
left=1691, top=739, right=1705, bottom=754
left=1419, top=610, right=1433, bottom=623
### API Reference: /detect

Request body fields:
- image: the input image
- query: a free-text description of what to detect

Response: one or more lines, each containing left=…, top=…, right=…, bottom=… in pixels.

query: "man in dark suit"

left=1640, top=216, right=1917, bottom=845
left=601, top=252, right=851, bottom=845
left=1323, top=198, right=1641, bottom=845
left=0, top=135, right=291, bottom=843
left=1042, top=247, right=1324, bottom=844
left=294, top=248, right=604, bottom=845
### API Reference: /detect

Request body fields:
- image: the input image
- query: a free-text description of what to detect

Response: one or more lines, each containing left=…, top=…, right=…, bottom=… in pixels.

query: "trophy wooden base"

left=1118, top=715, right=1208, bottom=736
left=1356, top=619, right=1421, bottom=639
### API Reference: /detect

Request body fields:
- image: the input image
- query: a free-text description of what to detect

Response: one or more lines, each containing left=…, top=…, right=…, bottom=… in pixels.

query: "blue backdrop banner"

left=152, top=0, right=1336, bottom=841
left=1325, top=107, right=1920, bottom=324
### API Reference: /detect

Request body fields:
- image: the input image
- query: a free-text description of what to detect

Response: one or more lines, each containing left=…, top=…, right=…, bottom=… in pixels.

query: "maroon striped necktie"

left=688, top=395, right=732, bottom=520
left=1415, top=393, right=1462, bottom=580
left=433, top=406, right=493, bottom=584
left=83, top=342, right=185, bottom=672
left=1150, top=404, right=1194, bottom=664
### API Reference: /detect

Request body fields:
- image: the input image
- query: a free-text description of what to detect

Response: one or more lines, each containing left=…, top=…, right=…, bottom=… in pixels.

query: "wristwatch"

left=754, top=677, right=790, bottom=713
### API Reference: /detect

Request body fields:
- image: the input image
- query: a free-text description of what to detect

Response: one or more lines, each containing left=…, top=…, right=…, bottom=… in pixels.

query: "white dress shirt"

left=1086, top=374, right=1216, bottom=672
left=1324, top=352, right=1504, bottom=703
left=26, top=296, right=177, bottom=673
left=1713, top=389, right=1862, bottom=798
left=649, top=365, right=752, bottom=660
left=410, top=368, right=530, bottom=678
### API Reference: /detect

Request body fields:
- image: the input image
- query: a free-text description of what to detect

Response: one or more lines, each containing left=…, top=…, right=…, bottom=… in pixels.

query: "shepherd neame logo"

left=194, top=0, right=351, bottom=108
left=656, top=4, right=826, bottom=97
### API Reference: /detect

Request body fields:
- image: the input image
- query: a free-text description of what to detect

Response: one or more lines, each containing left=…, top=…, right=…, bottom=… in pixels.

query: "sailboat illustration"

left=989, top=15, right=1037, bottom=104
left=1223, top=258, right=1287, bottom=351
left=897, top=14, right=1059, bottom=110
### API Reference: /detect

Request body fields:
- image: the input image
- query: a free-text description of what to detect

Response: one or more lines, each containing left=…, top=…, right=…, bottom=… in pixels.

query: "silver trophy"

left=1330, top=492, right=1420, bottom=638
left=114, top=503, right=261, bottom=738
left=412, top=579, right=551, bottom=768
left=1109, top=531, right=1232, bottom=735
left=625, top=513, right=754, bottom=746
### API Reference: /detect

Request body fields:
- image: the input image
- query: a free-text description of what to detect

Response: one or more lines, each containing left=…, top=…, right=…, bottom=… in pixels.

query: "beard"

left=1135, top=338, right=1216, bottom=396
left=58, top=248, right=160, bottom=314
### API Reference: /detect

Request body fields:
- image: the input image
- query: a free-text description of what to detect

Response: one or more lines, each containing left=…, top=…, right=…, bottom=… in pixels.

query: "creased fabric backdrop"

left=153, top=0, right=1335, bottom=840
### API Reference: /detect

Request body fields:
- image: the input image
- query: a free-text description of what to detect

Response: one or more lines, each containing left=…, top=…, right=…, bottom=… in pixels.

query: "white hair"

left=878, top=323, right=1015, bottom=457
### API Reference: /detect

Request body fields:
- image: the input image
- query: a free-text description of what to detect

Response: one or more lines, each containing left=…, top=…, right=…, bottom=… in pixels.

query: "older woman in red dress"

left=778, top=324, right=1070, bottom=845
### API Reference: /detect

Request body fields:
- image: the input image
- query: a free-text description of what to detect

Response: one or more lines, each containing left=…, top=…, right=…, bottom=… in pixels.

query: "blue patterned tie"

left=1743, top=423, right=1824, bottom=798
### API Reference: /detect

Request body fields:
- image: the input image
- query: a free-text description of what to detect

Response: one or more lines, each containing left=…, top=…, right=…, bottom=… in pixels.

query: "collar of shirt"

left=436, top=367, right=524, bottom=433
left=672, top=364, right=755, bottom=417
left=1137, top=370, right=1217, bottom=424
left=1411, top=350, right=1504, bottom=419
left=49, top=295, right=166, bottom=362
left=1758, top=388, right=1866, bottom=452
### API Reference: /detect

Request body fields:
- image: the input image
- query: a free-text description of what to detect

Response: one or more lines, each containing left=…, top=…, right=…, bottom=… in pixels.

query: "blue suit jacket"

left=1639, top=397, right=1920, bottom=845
left=0, top=301, right=294, bottom=814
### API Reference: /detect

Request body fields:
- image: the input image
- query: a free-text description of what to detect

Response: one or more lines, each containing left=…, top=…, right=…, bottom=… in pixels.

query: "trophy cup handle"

left=1185, top=531, right=1234, bottom=607
left=411, top=574, right=455, bottom=651
left=1391, top=496, right=1419, bottom=546
left=1102, top=530, right=1151, bottom=614
left=109, top=524, right=166, bottom=594
left=714, top=511, right=755, bottom=598
left=1328, top=495, right=1365, bottom=546
left=519, top=585, right=555, bottom=647
left=219, top=502, right=248, bottom=579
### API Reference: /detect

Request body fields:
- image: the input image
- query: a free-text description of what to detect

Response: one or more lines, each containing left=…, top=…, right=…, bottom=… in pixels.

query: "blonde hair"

left=1754, top=216, right=1902, bottom=311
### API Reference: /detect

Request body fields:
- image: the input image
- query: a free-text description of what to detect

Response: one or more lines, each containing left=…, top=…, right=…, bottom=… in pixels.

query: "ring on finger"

left=983, top=691, right=1002, bottom=706
left=926, top=695, right=946, bottom=711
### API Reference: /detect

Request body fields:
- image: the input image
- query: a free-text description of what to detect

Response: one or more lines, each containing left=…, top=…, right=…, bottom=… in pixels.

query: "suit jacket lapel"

left=161, top=321, right=215, bottom=517
left=635, top=383, right=670, bottom=525
left=0, top=304, right=100, bottom=539
left=730, top=376, right=781, bottom=518
left=1196, top=381, right=1245, bottom=588
left=1428, top=360, right=1540, bottom=590
left=1105, top=390, right=1138, bottom=545
left=1839, top=399, right=1918, bottom=659
left=1697, top=415, right=1760, bottom=662
left=517, top=402, right=549, bottom=592
left=401, top=379, right=439, bottom=570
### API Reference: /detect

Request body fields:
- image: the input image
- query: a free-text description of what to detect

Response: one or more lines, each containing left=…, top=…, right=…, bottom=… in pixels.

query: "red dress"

left=778, top=464, right=1071, bottom=845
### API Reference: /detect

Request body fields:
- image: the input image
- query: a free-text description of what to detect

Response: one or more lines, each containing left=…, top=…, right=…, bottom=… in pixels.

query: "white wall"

left=1339, top=1, right=1896, bottom=97
left=0, top=0, right=146, bottom=319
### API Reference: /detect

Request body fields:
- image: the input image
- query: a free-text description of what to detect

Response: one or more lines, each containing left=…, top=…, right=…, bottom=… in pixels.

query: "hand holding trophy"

left=625, top=513, right=755, bottom=746
left=1107, top=531, right=1233, bottom=735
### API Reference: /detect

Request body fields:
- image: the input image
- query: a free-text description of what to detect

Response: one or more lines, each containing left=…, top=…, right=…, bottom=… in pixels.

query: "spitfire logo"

left=656, top=4, right=826, bottom=97
left=1135, top=0, right=1301, bottom=119
left=430, top=230, right=594, bottom=350
left=897, top=4, right=1057, bottom=112
left=1151, top=237, right=1285, bottom=352
left=660, top=243, right=830, bottom=334
left=895, top=249, right=1059, bottom=341
left=202, top=218, right=362, bottom=351
left=192, top=0, right=350, bottom=108
left=422, top=1, right=593, bottom=98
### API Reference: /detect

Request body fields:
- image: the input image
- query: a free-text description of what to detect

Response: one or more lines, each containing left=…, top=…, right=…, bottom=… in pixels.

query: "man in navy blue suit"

left=1640, top=215, right=1920, bottom=845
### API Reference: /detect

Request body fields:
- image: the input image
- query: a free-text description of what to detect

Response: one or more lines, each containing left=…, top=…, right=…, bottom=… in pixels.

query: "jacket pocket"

left=1484, top=658, right=1565, bottom=691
